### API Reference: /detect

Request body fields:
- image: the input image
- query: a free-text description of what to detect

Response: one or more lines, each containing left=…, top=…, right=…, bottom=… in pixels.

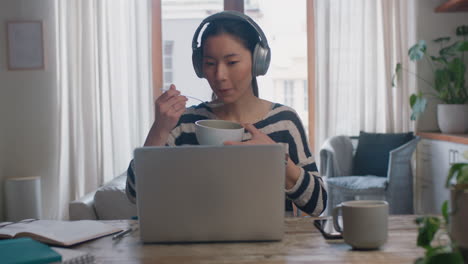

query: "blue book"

left=0, top=237, right=62, bottom=264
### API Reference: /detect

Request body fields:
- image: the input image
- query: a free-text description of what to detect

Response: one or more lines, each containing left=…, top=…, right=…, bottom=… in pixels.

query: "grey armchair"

left=320, top=135, right=420, bottom=215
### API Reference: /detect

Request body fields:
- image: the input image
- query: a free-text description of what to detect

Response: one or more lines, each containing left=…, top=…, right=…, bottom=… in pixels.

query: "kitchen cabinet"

left=415, top=133, right=468, bottom=214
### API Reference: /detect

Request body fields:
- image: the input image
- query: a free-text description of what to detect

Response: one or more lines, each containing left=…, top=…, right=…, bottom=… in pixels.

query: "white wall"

left=0, top=0, right=58, bottom=220
left=415, top=0, right=468, bottom=131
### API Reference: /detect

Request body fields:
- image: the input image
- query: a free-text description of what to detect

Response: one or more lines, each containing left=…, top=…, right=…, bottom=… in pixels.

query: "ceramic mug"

left=332, top=200, right=389, bottom=249
left=195, top=119, right=244, bottom=146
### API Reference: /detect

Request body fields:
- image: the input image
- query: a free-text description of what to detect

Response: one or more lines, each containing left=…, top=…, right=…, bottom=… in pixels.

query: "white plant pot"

left=450, top=188, right=468, bottom=261
left=437, top=104, right=468, bottom=134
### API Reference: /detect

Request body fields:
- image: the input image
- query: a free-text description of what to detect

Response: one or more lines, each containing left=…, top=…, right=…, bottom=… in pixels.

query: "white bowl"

left=195, top=119, right=244, bottom=145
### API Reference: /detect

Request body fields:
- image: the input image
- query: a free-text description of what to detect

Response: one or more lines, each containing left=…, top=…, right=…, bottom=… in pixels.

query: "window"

left=163, top=40, right=174, bottom=90
left=161, top=0, right=223, bottom=104
left=154, top=0, right=314, bottom=146
left=246, top=0, right=309, bottom=135
left=284, top=80, right=295, bottom=107
left=303, top=80, right=308, bottom=111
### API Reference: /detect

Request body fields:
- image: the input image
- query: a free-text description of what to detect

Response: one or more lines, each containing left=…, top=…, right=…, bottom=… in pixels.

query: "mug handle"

left=332, top=204, right=343, bottom=233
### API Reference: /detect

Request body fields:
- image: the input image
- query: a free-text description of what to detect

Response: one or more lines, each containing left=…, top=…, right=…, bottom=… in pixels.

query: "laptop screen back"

left=134, top=144, right=285, bottom=243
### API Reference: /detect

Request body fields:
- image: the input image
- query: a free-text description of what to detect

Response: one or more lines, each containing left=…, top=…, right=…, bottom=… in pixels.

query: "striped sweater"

left=126, top=103, right=327, bottom=216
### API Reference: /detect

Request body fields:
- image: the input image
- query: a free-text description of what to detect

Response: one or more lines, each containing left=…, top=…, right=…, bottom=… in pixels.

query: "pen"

left=112, top=227, right=133, bottom=240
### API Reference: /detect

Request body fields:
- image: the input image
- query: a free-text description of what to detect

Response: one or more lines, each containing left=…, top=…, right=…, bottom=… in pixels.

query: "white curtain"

left=54, top=0, right=153, bottom=219
left=314, top=0, right=416, bottom=154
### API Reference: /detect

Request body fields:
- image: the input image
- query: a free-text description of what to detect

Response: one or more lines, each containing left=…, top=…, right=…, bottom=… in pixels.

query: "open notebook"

left=0, top=220, right=122, bottom=246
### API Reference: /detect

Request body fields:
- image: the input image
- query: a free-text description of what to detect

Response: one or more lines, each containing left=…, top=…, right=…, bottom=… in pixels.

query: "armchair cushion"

left=327, top=176, right=387, bottom=192
left=353, top=131, right=414, bottom=177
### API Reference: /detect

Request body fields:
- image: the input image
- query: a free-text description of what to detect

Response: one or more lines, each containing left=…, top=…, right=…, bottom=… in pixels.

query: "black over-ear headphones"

left=191, top=10, right=271, bottom=78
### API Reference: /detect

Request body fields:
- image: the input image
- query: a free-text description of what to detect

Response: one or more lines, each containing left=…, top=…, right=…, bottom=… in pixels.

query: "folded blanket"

left=319, top=136, right=354, bottom=178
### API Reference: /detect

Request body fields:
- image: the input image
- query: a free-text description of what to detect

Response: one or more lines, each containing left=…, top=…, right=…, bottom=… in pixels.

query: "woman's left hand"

left=224, top=123, right=276, bottom=145
left=226, top=123, right=300, bottom=189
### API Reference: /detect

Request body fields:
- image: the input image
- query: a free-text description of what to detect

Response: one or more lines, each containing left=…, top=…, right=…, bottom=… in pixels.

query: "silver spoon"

left=184, top=95, right=224, bottom=108
left=161, top=88, right=224, bottom=108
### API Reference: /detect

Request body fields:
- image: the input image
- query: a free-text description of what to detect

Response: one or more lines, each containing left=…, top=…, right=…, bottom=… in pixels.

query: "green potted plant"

left=393, top=25, right=468, bottom=133
left=415, top=163, right=468, bottom=264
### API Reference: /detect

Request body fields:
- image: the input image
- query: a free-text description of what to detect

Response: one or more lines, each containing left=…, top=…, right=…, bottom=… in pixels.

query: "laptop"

left=133, top=144, right=285, bottom=243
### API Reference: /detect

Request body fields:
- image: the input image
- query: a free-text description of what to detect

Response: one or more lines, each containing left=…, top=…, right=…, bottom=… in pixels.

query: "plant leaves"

left=458, top=165, right=468, bottom=184
left=410, top=96, right=427, bottom=121
left=423, top=245, right=464, bottom=264
left=410, top=94, right=417, bottom=108
left=416, top=217, right=440, bottom=249
left=426, top=245, right=451, bottom=259
left=414, top=257, right=425, bottom=264
left=392, top=63, right=402, bottom=87
left=439, top=41, right=460, bottom=58
left=426, top=252, right=464, bottom=264
left=456, top=25, right=468, bottom=36
left=409, top=40, right=427, bottom=61
left=430, top=56, right=448, bottom=64
left=434, top=69, right=450, bottom=94
left=441, top=200, right=449, bottom=224
left=448, top=58, right=466, bottom=103
left=433, top=37, right=450, bottom=43
left=457, top=41, right=468, bottom=52
left=415, top=217, right=425, bottom=225
left=446, top=163, right=468, bottom=187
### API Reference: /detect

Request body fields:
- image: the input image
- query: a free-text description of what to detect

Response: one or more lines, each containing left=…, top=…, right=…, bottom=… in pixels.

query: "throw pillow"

left=352, top=131, right=414, bottom=177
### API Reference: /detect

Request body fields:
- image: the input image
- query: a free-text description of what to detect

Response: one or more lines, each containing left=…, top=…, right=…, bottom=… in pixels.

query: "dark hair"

left=200, top=19, right=260, bottom=98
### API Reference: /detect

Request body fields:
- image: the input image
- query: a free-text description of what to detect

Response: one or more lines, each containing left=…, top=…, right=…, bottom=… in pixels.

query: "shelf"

left=435, top=0, right=468, bottom=12
left=417, top=131, right=468, bottom=145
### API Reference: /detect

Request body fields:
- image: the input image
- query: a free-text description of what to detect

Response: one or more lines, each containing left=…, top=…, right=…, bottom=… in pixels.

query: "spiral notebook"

left=52, top=247, right=95, bottom=263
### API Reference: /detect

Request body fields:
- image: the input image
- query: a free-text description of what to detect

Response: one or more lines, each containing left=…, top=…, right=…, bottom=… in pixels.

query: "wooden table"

left=74, top=215, right=424, bottom=263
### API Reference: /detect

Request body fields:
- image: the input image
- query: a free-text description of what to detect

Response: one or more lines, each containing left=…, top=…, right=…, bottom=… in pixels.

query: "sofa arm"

left=93, top=174, right=137, bottom=220
left=69, top=190, right=98, bottom=220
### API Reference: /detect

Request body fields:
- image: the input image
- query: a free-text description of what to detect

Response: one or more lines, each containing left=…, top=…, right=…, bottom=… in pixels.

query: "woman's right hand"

left=145, top=84, right=187, bottom=146
left=155, top=84, right=188, bottom=131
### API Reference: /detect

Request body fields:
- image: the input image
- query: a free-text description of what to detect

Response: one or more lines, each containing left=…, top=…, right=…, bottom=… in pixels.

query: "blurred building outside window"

left=163, top=40, right=174, bottom=90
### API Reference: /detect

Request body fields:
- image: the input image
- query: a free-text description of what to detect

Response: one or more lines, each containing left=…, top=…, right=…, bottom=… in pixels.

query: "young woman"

left=126, top=11, right=327, bottom=216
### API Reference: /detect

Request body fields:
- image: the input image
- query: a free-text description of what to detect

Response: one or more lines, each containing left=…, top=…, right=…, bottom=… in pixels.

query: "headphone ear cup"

left=192, top=48, right=204, bottom=78
left=252, top=43, right=271, bottom=77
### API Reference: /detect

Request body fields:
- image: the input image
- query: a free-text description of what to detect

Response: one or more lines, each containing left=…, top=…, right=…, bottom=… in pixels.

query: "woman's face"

left=202, top=33, right=253, bottom=104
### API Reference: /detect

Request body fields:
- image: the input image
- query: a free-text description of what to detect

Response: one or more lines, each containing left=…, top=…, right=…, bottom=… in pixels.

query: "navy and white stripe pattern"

left=126, top=103, right=327, bottom=216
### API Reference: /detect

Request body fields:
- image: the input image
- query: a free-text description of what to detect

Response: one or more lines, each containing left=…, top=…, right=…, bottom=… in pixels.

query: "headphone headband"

left=191, top=10, right=270, bottom=51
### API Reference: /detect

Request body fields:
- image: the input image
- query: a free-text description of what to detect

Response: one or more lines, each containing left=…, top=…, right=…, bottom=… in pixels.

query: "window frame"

left=151, top=0, right=315, bottom=149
